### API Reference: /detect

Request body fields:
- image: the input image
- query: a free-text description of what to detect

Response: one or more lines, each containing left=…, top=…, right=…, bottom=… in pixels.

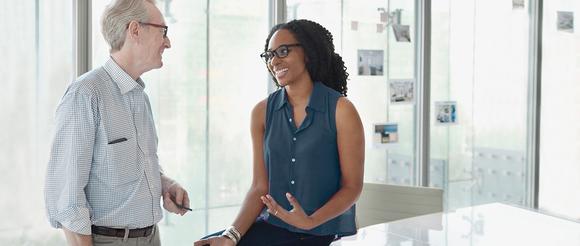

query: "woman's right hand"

left=193, top=236, right=236, bottom=246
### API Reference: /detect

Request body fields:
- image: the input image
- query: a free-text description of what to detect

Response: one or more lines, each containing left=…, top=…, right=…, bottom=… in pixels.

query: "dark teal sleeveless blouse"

left=261, top=81, right=356, bottom=237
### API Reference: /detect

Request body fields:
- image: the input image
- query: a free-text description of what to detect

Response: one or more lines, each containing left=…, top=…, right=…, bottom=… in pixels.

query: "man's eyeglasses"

left=260, top=44, right=301, bottom=63
left=139, top=22, right=168, bottom=38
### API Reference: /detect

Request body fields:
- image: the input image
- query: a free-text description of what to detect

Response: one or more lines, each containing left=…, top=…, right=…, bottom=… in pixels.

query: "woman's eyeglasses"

left=260, top=44, right=301, bottom=63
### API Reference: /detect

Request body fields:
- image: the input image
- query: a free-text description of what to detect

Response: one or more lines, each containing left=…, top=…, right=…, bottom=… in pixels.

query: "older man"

left=44, top=0, right=189, bottom=245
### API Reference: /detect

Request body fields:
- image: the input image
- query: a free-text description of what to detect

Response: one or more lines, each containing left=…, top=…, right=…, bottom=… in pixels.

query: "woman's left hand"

left=260, top=193, right=318, bottom=230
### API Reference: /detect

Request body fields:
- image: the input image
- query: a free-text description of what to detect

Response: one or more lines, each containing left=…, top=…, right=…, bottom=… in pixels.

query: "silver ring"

left=274, top=210, right=278, bottom=216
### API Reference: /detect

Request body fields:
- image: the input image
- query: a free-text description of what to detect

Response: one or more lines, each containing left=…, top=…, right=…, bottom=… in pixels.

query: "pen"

left=176, top=203, right=192, bottom=211
left=170, top=195, right=192, bottom=211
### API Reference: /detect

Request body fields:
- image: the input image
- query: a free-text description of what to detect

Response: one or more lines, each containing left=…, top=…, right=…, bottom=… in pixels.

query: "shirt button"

left=289, top=118, right=293, bottom=122
left=293, top=137, right=297, bottom=141
left=291, top=158, right=296, bottom=162
left=291, top=180, right=295, bottom=185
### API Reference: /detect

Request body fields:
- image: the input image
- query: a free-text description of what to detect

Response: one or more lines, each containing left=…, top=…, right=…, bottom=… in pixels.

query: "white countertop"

left=333, top=203, right=580, bottom=246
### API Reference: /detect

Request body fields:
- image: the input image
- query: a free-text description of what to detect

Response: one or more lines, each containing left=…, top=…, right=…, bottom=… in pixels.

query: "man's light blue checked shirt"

left=45, top=58, right=163, bottom=235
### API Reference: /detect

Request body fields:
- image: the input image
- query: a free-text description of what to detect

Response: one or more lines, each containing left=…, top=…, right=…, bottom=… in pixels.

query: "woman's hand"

left=193, top=235, right=235, bottom=246
left=261, top=193, right=318, bottom=230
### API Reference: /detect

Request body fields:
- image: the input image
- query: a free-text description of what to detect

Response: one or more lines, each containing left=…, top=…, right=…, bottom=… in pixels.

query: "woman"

left=194, top=19, right=364, bottom=246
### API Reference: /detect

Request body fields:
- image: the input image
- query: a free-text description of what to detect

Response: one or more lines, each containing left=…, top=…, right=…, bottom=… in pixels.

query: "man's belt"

left=91, top=225, right=154, bottom=238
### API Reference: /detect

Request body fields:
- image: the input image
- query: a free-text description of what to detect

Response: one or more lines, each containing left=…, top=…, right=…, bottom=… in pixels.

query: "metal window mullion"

left=267, top=0, right=286, bottom=93
left=35, top=0, right=41, bottom=174
left=340, top=0, right=344, bottom=52
left=526, top=0, right=542, bottom=209
left=74, top=0, right=91, bottom=77
left=204, top=0, right=211, bottom=235
left=275, top=0, right=286, bottom=24
left=415, top=0, right=431, bottom=187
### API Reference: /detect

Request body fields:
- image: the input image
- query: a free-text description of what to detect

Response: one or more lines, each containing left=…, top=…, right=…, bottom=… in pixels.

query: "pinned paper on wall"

left=380, top=11, right=389, bottom=23
left=557, top=11, right=574, bottom=33
left=358, top=50, right=384, bottom=76
left=389, top=79, right=414, bottom=104
left=373, top=123, right=399, bottom=147
left=435, top=101, right=457, bottom=125
left=392, top=25, right=411, bottom=42
left=512, top=0, right=524, bottom=9
left=351, top=21, right=358, bottom=31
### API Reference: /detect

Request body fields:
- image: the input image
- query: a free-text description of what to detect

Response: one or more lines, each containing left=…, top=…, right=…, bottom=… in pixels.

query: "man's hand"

left=162, top=179, right=190, bottom=216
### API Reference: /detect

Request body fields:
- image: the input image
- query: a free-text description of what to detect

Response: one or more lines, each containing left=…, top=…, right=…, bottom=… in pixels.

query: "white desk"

left=333, top=203, right=580, bottom=246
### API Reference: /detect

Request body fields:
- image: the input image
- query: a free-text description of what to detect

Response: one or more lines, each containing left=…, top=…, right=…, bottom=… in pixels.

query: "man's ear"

left=127, top=20, right=140, bottom=41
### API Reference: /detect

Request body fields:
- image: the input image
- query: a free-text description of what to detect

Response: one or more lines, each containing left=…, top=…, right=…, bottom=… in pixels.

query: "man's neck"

left=111, top=52, right=142, bottom=81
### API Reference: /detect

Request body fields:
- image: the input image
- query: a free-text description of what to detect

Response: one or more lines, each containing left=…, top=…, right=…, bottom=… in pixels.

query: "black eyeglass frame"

left=260, top=44, right=302, bottom=63
left=139, top=22, right=168, bottom=38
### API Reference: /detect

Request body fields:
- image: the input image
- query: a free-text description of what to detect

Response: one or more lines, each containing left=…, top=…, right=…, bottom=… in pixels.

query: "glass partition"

left=92, top=0, right=268, bottom=243
left=431, top=0, right=531, bottom=210
left=0, top=1, right=73, bottom=245
left=539, top=0, right=580, bottom=220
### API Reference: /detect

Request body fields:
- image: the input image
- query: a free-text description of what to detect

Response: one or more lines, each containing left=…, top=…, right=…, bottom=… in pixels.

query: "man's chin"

left=143, top=63, right=163, bottom=73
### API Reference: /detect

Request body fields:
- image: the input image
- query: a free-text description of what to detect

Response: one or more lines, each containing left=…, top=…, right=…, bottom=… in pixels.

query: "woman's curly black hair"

left=264, top=19, right=349, bottom=96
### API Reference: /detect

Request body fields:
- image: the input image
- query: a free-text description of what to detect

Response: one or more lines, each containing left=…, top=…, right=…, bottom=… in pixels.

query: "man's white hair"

left=101, top=0, right=156, bottom=52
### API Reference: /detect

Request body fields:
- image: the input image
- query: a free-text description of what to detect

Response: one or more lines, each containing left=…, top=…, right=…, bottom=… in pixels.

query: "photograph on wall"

left=392, top=25, right=411, bottom=42
left=373, top=123, right=399, bottom=147
left=358, top=49, right=384, bottom=76
left=512, top=0, right=524, bottom=9
left=389, top=79, right=415, bottom=104
left=435, top=101, right=457, bottom=125
left=557, top=11, right=574, bottom=33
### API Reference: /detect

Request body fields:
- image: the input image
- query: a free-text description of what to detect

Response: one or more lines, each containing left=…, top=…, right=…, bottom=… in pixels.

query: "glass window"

left=540, top=0, right=580, bottom=220
left=287, top=0, right=536, bottom=212
left=286, top=0, right=342, bottom=50
left=206, top=0, right=269, bottom=233
left=92, top=0, right=268, bottom=242
left=0, top=1, right=73, bottom=245
left=431, top=0, right=531, bottom=209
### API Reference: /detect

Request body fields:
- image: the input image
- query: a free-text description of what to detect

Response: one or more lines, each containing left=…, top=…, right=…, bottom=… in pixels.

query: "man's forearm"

left=63, top=227, right=92, bottom=246
left=160, top=173, right=176, bottom=193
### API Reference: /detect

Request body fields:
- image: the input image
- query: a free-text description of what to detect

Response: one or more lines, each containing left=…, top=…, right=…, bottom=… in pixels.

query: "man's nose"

left=164, top=37, right=171, bottom=48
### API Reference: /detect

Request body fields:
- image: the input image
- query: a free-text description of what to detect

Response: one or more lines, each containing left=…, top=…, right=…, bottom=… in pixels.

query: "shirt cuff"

left=53, top=206, right=92, bottom=235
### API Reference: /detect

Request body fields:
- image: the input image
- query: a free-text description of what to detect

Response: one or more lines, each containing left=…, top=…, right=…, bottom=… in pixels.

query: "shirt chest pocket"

left=104, top=136, right=142, bottom=187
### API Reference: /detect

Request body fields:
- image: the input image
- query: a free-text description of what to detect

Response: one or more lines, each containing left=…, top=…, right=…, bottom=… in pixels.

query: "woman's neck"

left=285, top=78, right=314, bottom=107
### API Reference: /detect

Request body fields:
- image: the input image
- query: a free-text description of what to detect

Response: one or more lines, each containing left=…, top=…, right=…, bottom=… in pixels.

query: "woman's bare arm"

left=306, top=97, right=365, bottom=228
